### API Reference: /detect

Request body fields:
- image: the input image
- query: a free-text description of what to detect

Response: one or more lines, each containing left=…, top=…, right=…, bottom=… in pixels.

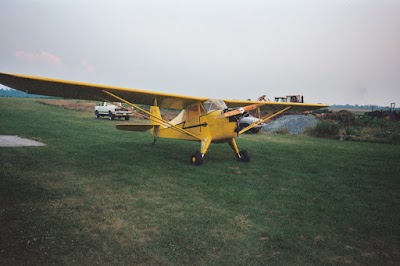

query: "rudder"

left=150, top=106, right=162, bottom=126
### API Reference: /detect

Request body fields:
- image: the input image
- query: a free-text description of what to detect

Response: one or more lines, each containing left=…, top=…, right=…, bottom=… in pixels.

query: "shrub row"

left=306, top=120, right=340, bottom=139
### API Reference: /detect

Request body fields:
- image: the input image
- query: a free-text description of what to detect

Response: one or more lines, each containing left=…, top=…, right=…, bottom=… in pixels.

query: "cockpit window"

left=202, top=99, right=227, bottom=112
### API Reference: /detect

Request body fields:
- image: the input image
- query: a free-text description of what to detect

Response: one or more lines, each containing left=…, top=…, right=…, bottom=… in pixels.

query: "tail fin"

left=150, top=106, right=162, bottom=126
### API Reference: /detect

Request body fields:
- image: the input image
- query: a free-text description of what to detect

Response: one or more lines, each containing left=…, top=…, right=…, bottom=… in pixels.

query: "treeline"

left=331, top=104, right=398, bottom=111
left=0, top=88, right=49, bottom=98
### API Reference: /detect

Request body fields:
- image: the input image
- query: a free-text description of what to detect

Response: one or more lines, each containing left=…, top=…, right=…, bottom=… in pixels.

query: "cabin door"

left=184, top=103, right=203, bottom=135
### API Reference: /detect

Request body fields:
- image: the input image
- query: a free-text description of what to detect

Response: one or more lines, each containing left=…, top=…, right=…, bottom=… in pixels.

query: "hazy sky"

left=1, top=0, right=399, bottom=106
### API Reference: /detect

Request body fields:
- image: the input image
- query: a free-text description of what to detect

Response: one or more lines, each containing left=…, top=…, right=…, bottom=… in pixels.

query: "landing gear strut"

left=190, top=138, right=250, bottom=166
left=228, top=138, right=250, bottom=163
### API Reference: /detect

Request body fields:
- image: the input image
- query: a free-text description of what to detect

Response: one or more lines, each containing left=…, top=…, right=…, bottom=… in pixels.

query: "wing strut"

left=102, top=90, right=203, bottom=141
left=238, top=106, right=292, bottom=135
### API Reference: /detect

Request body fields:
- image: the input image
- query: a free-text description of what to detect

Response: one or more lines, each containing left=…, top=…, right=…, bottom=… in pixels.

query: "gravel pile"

left=261, top=115, right=317, bottom=134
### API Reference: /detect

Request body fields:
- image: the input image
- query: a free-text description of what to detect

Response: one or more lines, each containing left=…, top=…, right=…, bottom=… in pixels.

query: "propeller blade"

left=215, top=103, right=263, bottom=118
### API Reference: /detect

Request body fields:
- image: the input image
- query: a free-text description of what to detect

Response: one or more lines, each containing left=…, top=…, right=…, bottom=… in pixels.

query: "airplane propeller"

left=215, top=103, right=263, bottom=119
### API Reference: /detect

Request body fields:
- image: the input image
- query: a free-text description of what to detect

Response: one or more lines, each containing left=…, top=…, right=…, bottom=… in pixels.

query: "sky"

left=0, top=0, right=399, bottom=106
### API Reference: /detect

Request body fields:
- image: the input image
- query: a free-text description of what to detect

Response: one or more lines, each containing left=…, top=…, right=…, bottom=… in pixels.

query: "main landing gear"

left=190, top=151, right=204, bottom=166
left=236, top=149, right=250, bottom=162
left=190, top=138, right=250, bottom=166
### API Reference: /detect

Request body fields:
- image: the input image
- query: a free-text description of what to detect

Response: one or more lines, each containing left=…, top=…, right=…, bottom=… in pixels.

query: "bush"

left=309, top=120, right=340, bottom=138
left=325, top=110, right=356, bottom=126
left=389, top=133, right=400, bottom=144
left=345, top=126, right=359, bottom=136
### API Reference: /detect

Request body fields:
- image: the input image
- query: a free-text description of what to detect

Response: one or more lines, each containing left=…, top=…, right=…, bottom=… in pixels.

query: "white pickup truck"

left=95, top=102, right=132, bottom=120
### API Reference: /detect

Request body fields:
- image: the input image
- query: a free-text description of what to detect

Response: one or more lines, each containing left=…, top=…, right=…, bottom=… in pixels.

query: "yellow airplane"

left=0, top=72, right=328, bottom=165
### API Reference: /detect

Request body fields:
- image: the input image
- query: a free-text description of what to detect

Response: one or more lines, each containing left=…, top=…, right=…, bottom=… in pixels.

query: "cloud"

left=15, top=50, right=63, bottom=68
left=81, top=59, right=95, bottom=74
left=127, top=69, right=145, bottom=79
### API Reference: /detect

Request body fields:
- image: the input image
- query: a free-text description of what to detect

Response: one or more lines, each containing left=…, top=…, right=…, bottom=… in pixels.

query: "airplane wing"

left=0, top=72, right=207, bottom=109
left=224, top=99, right=328, bottom=114
left=0, top=72, right=328, bottom=112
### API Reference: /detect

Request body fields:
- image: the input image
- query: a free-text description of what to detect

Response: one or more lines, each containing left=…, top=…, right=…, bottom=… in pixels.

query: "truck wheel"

left=95, top=111, right=100, bottom=119
left=108, top=111, right=115, bottom=120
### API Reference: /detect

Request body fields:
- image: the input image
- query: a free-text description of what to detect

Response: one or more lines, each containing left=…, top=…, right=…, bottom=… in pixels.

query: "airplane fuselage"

left=152, top=99, right=237, bottom=143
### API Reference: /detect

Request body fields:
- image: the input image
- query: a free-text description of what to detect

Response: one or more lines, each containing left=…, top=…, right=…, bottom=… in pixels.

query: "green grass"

left=1, top=98, right=400, bottom=264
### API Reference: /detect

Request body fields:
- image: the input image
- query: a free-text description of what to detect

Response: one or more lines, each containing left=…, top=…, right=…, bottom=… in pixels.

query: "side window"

left=203, top=101, right=211, bottom=112
left=202, top=99, right=227, bottom=112
left=203, top=100, right=218, bottom=112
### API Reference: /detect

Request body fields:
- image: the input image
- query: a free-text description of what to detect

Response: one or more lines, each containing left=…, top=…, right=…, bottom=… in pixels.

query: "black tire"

left=190, top=151, right=203, bottom=166
left=125, top=116, right=130, bottom=121
left=236, top=150, right=250, bottom=162
left=95, top=110, right=100, bottom=119
left=108, top=111, right=115, bottom=120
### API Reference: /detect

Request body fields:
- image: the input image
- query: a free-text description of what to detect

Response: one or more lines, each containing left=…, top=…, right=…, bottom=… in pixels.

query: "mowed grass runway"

left=1, top=98, right=399, bottom=264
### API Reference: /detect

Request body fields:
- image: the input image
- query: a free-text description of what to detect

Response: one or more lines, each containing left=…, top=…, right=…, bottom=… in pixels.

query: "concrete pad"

left=0, top=135, right=46, bottom=147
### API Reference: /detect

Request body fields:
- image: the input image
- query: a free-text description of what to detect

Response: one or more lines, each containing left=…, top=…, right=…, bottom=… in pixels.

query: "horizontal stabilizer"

left=116, top=124, right=154, bottom=132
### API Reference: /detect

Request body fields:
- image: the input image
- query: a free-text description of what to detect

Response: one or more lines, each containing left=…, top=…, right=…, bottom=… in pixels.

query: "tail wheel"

left=190, top=151, right=203, bottom=166
left=236, top=150, right=250, bottom=162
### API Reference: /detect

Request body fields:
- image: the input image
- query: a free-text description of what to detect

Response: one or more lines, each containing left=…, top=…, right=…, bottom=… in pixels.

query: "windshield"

left=202, top=99, right=227, bottom=112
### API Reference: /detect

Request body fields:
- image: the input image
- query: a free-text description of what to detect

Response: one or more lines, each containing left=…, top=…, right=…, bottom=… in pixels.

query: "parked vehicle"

left=95, top=102, right=132, bottom=120
left=274, top=95, right=304, bottom=103
left=239, top=115, right=264, bottom=133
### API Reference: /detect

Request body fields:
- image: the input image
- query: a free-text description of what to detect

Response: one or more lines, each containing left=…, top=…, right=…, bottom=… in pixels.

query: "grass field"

left=1, top=98, right=399, bottom=264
